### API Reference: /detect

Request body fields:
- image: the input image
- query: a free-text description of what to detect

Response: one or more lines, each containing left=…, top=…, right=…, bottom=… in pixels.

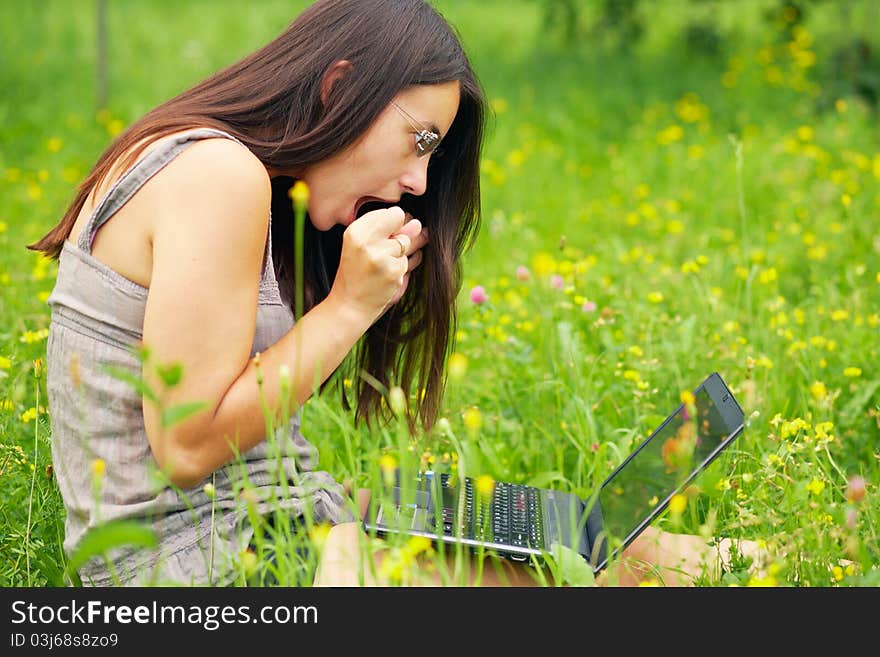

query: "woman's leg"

left=600, top=525, right=764, bottom=586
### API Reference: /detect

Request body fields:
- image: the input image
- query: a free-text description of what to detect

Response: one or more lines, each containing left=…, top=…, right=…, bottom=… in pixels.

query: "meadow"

left=0, top=0, right=877, bottom=587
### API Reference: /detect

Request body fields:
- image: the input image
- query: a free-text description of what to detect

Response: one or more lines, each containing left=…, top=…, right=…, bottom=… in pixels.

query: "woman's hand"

left=384, top=214, right=428, bottom=308
left=330, top=206, right=429, bottom=324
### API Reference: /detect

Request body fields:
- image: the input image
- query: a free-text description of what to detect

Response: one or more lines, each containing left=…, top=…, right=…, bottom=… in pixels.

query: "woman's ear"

left=321, top=59, right=354, bottom=106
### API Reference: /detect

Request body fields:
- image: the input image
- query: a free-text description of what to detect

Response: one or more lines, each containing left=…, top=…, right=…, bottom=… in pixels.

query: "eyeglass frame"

left=389, top=100, right=443, bottom=158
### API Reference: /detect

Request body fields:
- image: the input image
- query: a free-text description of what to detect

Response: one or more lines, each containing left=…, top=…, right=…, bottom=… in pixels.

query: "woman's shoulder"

left=158, top=131, right=270, bottom=199
left=86, top=128, right=271, bottom=222
left=150, top=136, right=272, bottom=234
left=64, top=128, right=272, bottom=291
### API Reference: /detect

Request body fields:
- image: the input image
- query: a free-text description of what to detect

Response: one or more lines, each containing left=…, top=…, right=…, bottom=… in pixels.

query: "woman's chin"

left=308, top=217, right=334, bottom=232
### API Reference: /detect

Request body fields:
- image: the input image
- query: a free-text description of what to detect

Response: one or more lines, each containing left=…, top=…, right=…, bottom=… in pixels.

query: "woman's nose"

left=400, top=158, right=429, bottom=197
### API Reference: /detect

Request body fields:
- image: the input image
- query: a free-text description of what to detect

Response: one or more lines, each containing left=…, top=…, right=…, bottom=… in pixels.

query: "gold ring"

left=393, top=236, right=407, bottom=257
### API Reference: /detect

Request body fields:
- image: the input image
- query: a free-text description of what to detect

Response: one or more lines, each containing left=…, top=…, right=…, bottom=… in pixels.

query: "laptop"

left=363, top=371, right=746, bottom=574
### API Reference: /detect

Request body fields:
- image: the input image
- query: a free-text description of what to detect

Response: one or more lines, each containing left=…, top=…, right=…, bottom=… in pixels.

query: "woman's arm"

left=140, top=139, right=416, bottom=488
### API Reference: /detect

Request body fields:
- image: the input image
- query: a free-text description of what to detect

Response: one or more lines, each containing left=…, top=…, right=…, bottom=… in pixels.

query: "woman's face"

left=299, top=81, right=461, bottom=231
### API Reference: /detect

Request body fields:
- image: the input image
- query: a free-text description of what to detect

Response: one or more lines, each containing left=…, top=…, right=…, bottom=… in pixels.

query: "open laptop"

left=363, top=371, right=746, bottom=574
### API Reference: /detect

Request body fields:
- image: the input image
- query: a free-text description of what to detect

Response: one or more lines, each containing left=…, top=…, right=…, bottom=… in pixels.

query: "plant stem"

left=25, top=379, right=39, bottom=586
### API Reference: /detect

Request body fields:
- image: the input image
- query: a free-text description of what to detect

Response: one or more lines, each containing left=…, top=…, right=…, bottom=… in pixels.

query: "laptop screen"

left=596, top=384, right=739, bottom=552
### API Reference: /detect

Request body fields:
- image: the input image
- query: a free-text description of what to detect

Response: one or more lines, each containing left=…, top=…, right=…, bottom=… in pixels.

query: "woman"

left=31, top=0, right=758, bottom=587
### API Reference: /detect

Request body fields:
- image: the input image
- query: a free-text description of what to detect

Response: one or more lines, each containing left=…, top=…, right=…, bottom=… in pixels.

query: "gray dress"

left=45, top=128, right=353, bottom=586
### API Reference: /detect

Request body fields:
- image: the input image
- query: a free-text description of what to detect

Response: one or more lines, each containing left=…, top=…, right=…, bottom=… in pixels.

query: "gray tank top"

left=45, top=128, right=353, bottom=586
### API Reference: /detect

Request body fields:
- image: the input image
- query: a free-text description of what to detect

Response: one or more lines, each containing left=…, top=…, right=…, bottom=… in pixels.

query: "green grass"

left=1, top=0, right=878, bottom=587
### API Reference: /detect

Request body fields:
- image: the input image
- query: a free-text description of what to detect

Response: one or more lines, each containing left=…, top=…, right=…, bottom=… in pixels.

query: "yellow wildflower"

left=666, top=220, right=684, bottom=234
left=19, top=328, right=49, bottom=344
left=239, top=549, right=258, bottom=577
left=379, top=453, right=397, bottom=478
left=747, top=573, right=777, bottom=587
left=657, top=124, right=684, bottom=145
left=531, top=252, right=556, bottom=277
left=289, top=180, right=310, bottom=209
left=758, top=267, right=777, bottom=284
left=780, top=418, right=810, bottom=439
left=668, top=494, right=687, bottom=515
left=806, top=479, right=825, bottom=496
left=92, top=458, right=106, bottom=478
left=20, top=407, right=44, bottom=423
left=796, top=125, right=814, bottom=142
left=463, top=407, right=482, bottom=431
left=475, top=474, right=495, bottom=498
left=309, top=522, right=333, bottom=551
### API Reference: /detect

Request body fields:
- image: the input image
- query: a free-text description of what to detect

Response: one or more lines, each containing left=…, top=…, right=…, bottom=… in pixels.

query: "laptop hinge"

left=542, top=490, right=590, bottom=556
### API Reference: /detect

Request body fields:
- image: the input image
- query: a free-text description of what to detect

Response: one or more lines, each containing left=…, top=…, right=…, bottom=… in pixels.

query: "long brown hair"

left=28, top=0, right=485, bottom=434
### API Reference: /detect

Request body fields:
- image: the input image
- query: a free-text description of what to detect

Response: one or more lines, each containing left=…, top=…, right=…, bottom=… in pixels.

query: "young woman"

left=31, top=0, right=759, bottom=587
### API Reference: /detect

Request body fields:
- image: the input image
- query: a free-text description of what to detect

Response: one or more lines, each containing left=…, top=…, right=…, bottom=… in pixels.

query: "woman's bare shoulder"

left=70, top=131, right=272, bottom=290
left=158, top=136, right=270, bottom=198
left=149, top=136, right=272, bottom=239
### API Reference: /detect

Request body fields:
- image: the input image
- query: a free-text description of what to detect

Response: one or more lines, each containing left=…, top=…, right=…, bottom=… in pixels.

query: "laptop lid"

left=584, top=371, right=745, bottom=572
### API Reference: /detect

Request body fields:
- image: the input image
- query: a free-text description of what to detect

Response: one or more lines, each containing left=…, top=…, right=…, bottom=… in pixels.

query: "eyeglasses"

left=390, top=100, right=443, bottom=158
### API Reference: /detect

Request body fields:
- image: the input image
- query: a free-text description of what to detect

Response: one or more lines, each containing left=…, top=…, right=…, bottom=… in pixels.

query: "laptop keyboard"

left=440, top=473, right=544, bottom=550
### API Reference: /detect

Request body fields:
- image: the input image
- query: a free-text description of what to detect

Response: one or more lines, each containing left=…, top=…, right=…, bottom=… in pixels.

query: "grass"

left=0, top=0, right=877, bottom=587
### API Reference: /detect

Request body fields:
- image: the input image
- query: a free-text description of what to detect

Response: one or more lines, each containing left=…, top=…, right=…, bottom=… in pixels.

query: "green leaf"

left=102, top=365, right=159, bottom=403
left=556, top=321, right=584, bottom=364
left=547, top=542, right=595, bottom=587
left=161, top=400, right=209, bottom=428
left=840, top=379, right=880, bottom=423
left=135, top=344, right=153, bottom=363
left=526, top=470, right=565, bottom=489
left=155, top=362, right=183, bottom=389
left=30, top=549, right=66, bottom=587
left=64, top=521, right=158, bottom=578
